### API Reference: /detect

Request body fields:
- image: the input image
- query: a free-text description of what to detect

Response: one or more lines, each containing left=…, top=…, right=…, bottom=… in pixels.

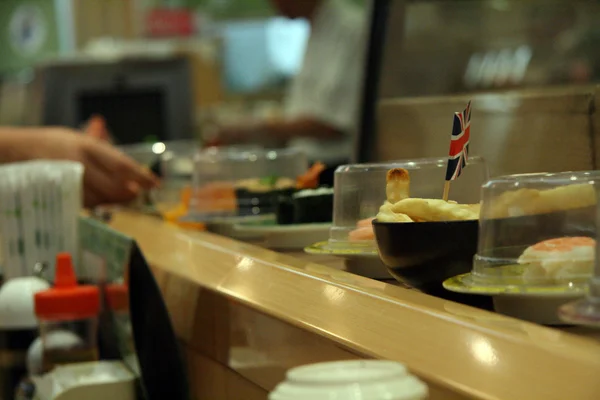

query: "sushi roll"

left=275, top=194, right=296, bottom=225
left=292, top=187, right=334, bottom=224
left=234, top=176, right=296, bottom=216
left=519, top=237, right=595, bottom=284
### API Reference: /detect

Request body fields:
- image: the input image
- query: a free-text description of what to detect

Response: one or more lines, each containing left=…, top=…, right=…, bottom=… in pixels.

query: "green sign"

left=0, top=0, right=60, bottom=74
left=78, top=216, right=133, bottom=282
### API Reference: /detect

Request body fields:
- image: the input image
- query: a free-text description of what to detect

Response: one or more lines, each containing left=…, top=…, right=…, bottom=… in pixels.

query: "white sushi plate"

left=234, top=223, right=332, bottom=250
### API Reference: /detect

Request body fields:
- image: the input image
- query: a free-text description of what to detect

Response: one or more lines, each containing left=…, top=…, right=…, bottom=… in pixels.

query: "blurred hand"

left=83, top=114, right=112, bottom=142
left=205, top=122, right=262, bottom=147
left=204, top=126, right=243, bottom=147
left=25, top=128, right=158, bottom=207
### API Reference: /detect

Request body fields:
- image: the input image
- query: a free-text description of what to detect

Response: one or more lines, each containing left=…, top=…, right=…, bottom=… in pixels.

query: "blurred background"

left=4, top=0, right=600, bottom=167
left=0, top=0, right=365, bottom=143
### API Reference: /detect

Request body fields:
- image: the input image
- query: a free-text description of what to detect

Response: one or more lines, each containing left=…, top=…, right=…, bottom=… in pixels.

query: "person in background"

left=0, top=126, right=158, bottom=207
left=211, top=0, right=368, bottom=166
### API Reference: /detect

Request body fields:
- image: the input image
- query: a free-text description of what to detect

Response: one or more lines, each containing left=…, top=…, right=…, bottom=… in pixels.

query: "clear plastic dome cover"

left=189, top=147, right=308, bottom=218
left=119, top=140, right=200, bottom=210
left=472, top=171, right=599, bottom=290
left=329, top=156, right=487, bottom=251
left=559, top=182, right=600, bottom=326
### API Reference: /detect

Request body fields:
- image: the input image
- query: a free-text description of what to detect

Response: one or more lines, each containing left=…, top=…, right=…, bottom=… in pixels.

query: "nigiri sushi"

left=519, top=237, right=595, bottom=283
left=348, top=217, right=376, bottom=241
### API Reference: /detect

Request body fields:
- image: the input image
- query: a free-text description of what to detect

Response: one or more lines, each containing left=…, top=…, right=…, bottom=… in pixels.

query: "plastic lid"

left=118, top=142, right=162, bottom=167
left=188, top=147, right=308, bottom=220
left=328, top=156, right=487, bottom=252
left=269, top=360, right=428, bottom=400
left=559, top=186, right=600, bottom=325
left=155, top=141, right=198, bottom=208
left=0, top=277, right=50, bottom=329
left=34, top=253, right=100, bottom=320
left=470, top=171, right=599, bottom=291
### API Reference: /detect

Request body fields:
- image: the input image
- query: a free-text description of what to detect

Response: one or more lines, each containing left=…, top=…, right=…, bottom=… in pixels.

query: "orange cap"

left=35, top=253, right=100, bottom=320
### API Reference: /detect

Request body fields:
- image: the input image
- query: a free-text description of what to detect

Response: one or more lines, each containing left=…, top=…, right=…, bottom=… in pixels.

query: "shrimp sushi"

left=348, top=218, right=376, bottom=241
left=519, top=237, right=595, bottom=283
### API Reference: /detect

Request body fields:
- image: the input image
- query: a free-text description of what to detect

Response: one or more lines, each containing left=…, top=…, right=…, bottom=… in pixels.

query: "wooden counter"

left=111, top=211, right=600, bottom=400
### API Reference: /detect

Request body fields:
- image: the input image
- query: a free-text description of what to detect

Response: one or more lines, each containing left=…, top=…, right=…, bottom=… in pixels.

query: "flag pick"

left=443, top=101, right=471, bottom=202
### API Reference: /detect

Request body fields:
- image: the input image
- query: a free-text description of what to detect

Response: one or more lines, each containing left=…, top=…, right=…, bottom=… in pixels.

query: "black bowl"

left=373, top=219, right=493, bottom=309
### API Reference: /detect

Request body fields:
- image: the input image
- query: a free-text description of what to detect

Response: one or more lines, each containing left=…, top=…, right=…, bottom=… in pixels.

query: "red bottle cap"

left=105, top=284, right=129, bottom=312
left=35, top=253, right=100, bottom=320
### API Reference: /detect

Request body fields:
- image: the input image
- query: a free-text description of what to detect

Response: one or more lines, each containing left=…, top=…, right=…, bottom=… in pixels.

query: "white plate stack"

left=0, top=160, right=83, bottom=280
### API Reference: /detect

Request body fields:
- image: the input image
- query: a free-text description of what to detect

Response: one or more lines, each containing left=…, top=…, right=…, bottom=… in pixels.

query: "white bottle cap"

left=269, top=360, right=428, bottom=400
left=0, top=277, right=50, bottom=329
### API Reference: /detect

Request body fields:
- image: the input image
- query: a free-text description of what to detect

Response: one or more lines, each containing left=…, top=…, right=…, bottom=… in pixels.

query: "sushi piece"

left=275, top=195, right=296, bottom=225
left=349, top=218, right=376, bottom=241
left=194, top=182, right=237, bottom=213
left=235, top=163, right=328, bottom=217
left=292, top=187, right=334, bottom=224
left=297, top=162, right=326, bottom=189
left=235, top=176, right=296, bottom=216
left=275, top=187, right=334, bottom=224
left=519, top=237, right=595, bottom=284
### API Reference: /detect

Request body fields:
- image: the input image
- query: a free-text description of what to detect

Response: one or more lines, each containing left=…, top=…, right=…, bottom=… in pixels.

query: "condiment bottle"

left=0, top=274, right=49, bottom=399
left=34, top=253, right=100, bottom=372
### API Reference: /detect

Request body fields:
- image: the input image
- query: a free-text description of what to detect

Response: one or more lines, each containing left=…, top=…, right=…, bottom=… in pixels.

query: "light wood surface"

left=111, top=211, right=600, bottom=400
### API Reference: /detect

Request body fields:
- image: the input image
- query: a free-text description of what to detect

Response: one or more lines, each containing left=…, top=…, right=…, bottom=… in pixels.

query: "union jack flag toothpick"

left=443, top=101, right=471, bottom=201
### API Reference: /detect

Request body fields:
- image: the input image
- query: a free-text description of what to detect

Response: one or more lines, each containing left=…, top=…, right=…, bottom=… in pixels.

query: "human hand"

left=204, top=123, right=262, bottom=147
left=21, top=128, right=158, bottom=207
left=83, top=114, right=112, bottom=143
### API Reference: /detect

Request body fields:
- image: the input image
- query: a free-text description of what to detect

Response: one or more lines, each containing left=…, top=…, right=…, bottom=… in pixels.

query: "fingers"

left=84, top=115, right=112, bottom=142
left=84, top=139, right=159, bottom=189
left=83, top=162, right=139, bottom=206
left=84, top=186, right=103, bottom=208
left=81, top=138, right=159, bottom=206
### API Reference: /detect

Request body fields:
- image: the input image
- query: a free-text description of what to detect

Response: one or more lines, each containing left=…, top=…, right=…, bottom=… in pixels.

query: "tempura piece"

left=489, top=188, right=542, bottom=218
left=391, top=198, right=479, bottom=222
left=539, top=184, right=596, bottom=213
left=386, top=168, right=410, bottom=204
left=376, top=201, right=413, bottom=223
left=491, top=183, right=596, bottom=218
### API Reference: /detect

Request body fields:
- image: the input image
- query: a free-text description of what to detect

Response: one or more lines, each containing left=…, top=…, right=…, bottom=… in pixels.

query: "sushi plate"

left=206, top=214, right=277, bottom=239
left=234, top=222, right=331, bottom=250
left=304, top=241, right=391, bottom=280
left=558, top=297, right=600, bottom=327
left=443, top=273, right=587, bottom=325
